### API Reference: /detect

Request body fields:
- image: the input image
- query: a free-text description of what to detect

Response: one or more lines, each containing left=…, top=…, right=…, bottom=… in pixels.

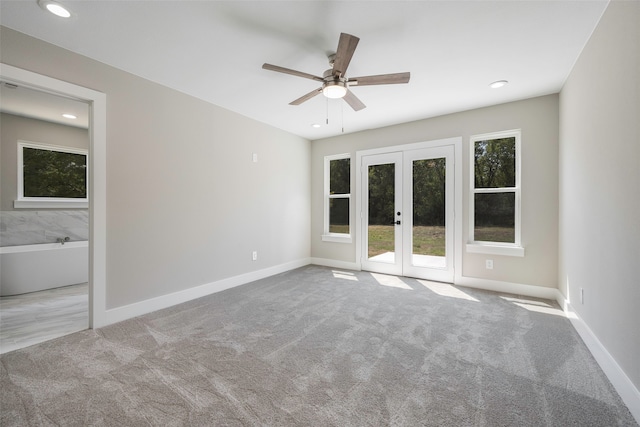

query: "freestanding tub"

left=0, top=241, right=88, bottom=296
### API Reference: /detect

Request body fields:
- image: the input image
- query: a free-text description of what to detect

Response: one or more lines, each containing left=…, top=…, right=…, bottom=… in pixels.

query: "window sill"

left=466, top=243, right=525, bottom=257
left=14, top=199, right=88, bottom=209
left=322, top=234, right=352, bottom=244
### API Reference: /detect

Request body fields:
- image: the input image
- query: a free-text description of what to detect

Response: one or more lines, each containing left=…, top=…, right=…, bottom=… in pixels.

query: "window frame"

left=15, top=140, right=89, bottom=209
left=467, top=129, right=524, bottom=257
left=322, top=153, right=352, bottom=243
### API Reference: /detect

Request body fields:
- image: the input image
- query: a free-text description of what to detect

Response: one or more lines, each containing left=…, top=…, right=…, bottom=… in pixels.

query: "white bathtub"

left=0, top=241, right=88, bottom=296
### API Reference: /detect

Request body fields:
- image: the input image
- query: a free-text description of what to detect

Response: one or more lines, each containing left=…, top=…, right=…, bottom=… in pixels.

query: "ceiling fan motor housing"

left=323, top=68, right=345, bottom=81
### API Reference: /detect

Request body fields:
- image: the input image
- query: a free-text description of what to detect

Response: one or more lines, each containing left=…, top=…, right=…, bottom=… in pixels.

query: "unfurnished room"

left=0, top=1, right=638, bottom=425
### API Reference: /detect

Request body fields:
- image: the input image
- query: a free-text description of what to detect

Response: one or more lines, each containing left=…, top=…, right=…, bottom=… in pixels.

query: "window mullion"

left=473, top=187, right=517, bottom=194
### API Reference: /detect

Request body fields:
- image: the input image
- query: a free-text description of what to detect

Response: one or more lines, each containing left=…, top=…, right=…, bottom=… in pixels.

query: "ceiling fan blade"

left=332, top=33, right=360, bottom=77
left=349, top=72, right=411, bottom=86
left=262, top=63, right=324, bottom=82
left=290, top=88, right=323, bottom=105
left=343, top=90, right=366, bottom=111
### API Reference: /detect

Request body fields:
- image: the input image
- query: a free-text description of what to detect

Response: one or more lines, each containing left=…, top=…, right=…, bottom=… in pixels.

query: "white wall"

left=311, top=95, right=559, bottom=289
left=0, top=27, right=311, bottom=310
left=559, top=0, right=640, bottom=393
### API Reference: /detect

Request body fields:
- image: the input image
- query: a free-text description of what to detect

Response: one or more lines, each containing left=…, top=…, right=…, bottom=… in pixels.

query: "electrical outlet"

left=252, top=251, right=258, bottom=261
left=486, top=259, right=494, bottom=270
left=252, top=153, right=258, bottom=163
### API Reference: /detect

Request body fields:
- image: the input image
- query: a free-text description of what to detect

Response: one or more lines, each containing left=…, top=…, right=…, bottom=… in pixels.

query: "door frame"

left=355, top=137, right=462, bottom=283
left=1, top=63, right=108, bottom=328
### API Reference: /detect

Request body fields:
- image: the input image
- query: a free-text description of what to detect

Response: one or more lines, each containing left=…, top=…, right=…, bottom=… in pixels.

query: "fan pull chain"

left=326, top=97, right=329, bottom=125
left=341, top=101, right=344, bottom=133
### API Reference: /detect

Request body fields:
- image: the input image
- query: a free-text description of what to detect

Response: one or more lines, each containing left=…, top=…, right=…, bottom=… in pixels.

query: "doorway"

left=0, top=84, right=90, bottom=354
left=0, top=63, right=107, bottom=332
left=357, top=139, right=460, bottom=283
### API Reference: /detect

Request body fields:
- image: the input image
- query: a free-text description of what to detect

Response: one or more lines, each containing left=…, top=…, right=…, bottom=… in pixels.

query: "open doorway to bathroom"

left=0, top=82, right=90, bottom=353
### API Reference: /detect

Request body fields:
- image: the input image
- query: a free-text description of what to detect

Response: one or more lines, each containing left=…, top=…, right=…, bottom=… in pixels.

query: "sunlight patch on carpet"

left=370, top=273, right=412, bottom=290
left=332, top=270, right=359, bottom=281
left=418, top=280, right=479, bottom=302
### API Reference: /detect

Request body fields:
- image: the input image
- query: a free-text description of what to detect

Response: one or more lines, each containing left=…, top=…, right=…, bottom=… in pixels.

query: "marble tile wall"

left=0, top=210, right=88, bottom=247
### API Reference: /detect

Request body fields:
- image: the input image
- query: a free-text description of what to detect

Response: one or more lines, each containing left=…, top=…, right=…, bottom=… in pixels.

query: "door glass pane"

left=412, top=158, right=446, bottom=268
left=367, top=163, right=395, bottom=262
left=474, top=192, right=515, bottom=242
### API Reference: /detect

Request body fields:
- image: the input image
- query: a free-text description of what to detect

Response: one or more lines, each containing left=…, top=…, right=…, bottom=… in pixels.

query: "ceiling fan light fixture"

left=38, top=0, right=72, bottom=18
left=323, top=81, right=347, bottom=99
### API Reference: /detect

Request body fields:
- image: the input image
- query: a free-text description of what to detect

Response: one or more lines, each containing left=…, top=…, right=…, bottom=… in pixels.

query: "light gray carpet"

left=1, top=265, right=637, bottom=426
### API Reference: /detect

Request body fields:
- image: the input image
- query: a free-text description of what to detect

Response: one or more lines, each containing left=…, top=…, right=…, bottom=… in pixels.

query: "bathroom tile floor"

left=0, top=283, right=88, bottom=354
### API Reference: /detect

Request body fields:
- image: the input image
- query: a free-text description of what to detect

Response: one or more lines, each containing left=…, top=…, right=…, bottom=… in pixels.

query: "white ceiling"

left=0, top=82, right=89, bottom=128
left=0, top=1, right=608, bottom=140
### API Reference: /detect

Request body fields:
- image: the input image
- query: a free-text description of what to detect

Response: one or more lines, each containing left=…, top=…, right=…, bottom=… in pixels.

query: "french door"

left=361, top=146, right=454, bottom=282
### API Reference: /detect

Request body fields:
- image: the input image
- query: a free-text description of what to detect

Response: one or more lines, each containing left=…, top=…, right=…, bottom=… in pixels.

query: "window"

left=468, top=130, right=523, bottom=256
left=15, top=141, right=88, bottom=208
left=323, top=153, right=351, bottom=243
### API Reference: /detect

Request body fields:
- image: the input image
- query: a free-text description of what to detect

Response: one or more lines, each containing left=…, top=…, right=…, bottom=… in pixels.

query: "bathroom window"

left=467, top=130, right=524, bottom=256
left=15, top=141, right=88, bottom=208
left=323, top=153, right=351, bottom=243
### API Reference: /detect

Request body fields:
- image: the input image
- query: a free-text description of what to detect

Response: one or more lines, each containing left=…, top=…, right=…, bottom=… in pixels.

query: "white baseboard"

left=310, top=257, right=360, bottom=271
left=455, top=275, right=561, bottom=301
left=310, top=260, right=561, bottom=301
left=102, top=258, right=311, bottom=327
left=560, top=300, right=640, bottom=424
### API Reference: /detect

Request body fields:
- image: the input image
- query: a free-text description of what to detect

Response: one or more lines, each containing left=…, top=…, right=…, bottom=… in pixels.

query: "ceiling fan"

left=262, top=33, right=410, bottom=111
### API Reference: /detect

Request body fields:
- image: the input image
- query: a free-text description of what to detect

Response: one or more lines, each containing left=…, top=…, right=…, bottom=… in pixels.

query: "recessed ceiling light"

left=62, top=113, right=77, bottom=119
left=38, top=0, right=72, bottom=18
left=311, top=123, right=321, bottom=128
left=489, top=80, right=509, bottom=89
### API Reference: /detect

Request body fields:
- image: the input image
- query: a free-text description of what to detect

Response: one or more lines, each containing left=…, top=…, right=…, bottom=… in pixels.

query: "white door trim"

left=355, top=137, right=462, bottom=282
left=1, top=63, right=108, bottom=328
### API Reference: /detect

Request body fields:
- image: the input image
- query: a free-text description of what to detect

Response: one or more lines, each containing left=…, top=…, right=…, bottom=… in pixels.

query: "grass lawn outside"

left=368, top=225, right=446, bottom=258
left=331, top=224, right=514, bottom=258
left=329, top=225, right=349, bottom=234
left=473, top=226, right=515, bottom=243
